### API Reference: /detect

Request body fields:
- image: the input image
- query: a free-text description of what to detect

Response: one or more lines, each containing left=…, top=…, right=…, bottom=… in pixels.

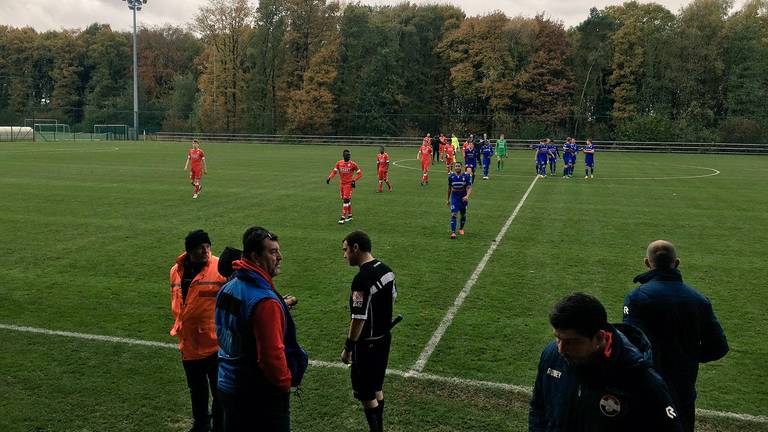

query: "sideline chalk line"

left=408, top=175, right=539, bottom=374
left=0, top=323, right=764, bottom=424
left=391, top=159, right=721, bottom=180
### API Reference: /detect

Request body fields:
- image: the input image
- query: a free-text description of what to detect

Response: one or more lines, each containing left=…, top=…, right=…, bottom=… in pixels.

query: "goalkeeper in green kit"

left=495, top=134, right=508, bottom=171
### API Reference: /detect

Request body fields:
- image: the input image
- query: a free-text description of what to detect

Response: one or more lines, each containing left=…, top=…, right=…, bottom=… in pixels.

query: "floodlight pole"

left=125, top=0, right=146, bottom=140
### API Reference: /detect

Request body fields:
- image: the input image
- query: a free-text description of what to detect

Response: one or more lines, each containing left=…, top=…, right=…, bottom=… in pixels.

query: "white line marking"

left=0, top=324, right=177, bottom=349
left=0, top=323, right=764, bottom=423
left=391, top=159, right=721, bottom=180
left=408, top=175, right=540, bottom=374
left=0, top=147, right=120, bottom=154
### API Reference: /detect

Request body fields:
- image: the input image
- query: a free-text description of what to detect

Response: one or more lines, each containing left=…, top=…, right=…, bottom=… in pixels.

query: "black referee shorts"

left=351, top=333, right=391, bottom=401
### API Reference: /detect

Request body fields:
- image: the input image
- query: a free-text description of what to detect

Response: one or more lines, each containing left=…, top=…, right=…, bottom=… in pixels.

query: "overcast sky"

left=0, top=0, right=748, bottom=32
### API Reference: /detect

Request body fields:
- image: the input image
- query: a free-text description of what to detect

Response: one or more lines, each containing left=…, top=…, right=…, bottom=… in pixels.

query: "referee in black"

left=340, top=230, right=397, bottom=432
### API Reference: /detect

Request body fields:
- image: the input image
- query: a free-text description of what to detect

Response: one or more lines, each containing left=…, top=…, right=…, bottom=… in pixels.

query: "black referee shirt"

left=349, top=259, right=397, bottom=340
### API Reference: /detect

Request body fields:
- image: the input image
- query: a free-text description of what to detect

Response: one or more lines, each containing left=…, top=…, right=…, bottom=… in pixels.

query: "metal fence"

left=154, top=132, right=768, bottom=155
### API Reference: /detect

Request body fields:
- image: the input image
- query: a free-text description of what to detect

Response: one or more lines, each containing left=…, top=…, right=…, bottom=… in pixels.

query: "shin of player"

left=327, top=149, right=363, bottom=224
left=376, top=146, right=392, bottom=192
left=447, top=162, right=472, bottom=239
left=184, top=139, right=208, bottom=199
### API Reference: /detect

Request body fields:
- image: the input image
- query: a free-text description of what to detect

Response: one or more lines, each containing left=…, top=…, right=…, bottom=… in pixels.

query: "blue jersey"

left=547, top=144, right=558, bottom=159
left=464, top=147, right=478, bottom=165
left=449, top=172, right=472, bottom=198
left=572, top=144, right=580, bottom=160
left=583, top=144, right=595, bottom=164
left=563, top=143, right=574, bottom=162
left=536, top=144, right=548, bottom=162
left=480, top=144, right=494, bottom=159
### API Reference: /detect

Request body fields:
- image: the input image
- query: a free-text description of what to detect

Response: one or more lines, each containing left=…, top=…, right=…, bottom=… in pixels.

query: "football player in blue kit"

left=447, top=162, right=472, bottom=239
left=562, top=139, right=574, bottom=178
left=546, top=139, right=559, bottom=176
left=534, top=140, right=549, bottom=178
left=479, top=135, right=494, bottom=180
left=463, top=141, right=479, bottom=183
left=583, top=138, right=595, bottom=179
left=570, top=138, right=580, bottom=177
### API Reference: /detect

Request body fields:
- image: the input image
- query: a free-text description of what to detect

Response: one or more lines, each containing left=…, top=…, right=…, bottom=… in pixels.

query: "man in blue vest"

left=623, top=240, right=729, bottom=432
left=215, top=226, right=307, bottom=432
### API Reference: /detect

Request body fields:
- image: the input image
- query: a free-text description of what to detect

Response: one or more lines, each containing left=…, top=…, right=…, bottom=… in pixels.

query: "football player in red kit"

left=417, top=140, right=433, bottom=185
left=184, top=139, right=208, bottom=199
left=327, top=149, right=363, bottom=224
left=375, top=146, right=392, bottom=193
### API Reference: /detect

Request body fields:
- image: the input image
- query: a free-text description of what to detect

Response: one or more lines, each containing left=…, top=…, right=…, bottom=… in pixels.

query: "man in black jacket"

left=623, top=240, right=729, bottom=432
left=529, top=293, right=683, bottom=432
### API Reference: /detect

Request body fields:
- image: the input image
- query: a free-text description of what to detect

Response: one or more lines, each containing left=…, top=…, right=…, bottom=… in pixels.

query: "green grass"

left=0, top=140, right=766, bottom=431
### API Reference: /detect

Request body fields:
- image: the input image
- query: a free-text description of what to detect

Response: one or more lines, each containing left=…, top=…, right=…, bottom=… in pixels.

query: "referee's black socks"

left=363, top=400, right=385, bottom=432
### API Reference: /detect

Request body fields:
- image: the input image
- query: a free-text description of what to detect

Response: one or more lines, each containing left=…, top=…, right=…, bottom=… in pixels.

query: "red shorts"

left=190, top=168, right=202, bottom=181
left=377, top=168, right=388, bottom=181
left=421, top=159, right=430, bottom=171
left=340, top=184, right=353, bottom=200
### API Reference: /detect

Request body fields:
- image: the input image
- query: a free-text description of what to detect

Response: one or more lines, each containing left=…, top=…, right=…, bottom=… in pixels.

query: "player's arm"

left=202, top=157, right=208, bottom=175
left=447, top=184, right=452, bottom=204
left=183, top=155, right=190, bottom=171
left=326, top=167, right=338, bottom=183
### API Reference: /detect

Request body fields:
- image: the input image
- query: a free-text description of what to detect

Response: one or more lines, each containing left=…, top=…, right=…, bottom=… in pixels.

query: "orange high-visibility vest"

left=169, top=253, right=226, bottom=360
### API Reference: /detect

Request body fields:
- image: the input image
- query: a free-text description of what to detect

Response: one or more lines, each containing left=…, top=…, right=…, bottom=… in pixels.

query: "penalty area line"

left=0, top=324, right=765, bottom=423
left=408, top=175, right=540, bottom=374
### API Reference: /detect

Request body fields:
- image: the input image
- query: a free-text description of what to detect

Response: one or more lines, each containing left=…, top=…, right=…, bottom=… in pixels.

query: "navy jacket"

left=529, top=324, right=683, bottom=432
left=623, top=268, right=728, bottom=405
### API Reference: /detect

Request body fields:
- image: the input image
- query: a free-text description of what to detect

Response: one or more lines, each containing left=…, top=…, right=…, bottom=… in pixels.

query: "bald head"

left=645, top=240, right=679, bottom=270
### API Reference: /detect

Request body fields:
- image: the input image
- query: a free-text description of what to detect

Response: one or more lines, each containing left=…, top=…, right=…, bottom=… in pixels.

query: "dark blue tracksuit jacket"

left=529, top=324, right=684, bottom=432
left=623, top=268, right=729, bottom=409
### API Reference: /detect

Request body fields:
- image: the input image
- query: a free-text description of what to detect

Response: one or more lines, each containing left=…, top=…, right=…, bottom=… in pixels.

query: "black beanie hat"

left=218, top=246, right=243, bottom=278
left=185, top=229, right=211, bottom=252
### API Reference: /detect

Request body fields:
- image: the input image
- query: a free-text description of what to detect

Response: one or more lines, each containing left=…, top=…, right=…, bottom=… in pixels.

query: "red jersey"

left=445, top=145, right=455, bottom=160
left=376, top=153, right=390, bottom=170
left=188, top=148, right=205, bottom=169
left=419, top=145, right=432, bottom=161
left=330, top=160, right=361, bottom=185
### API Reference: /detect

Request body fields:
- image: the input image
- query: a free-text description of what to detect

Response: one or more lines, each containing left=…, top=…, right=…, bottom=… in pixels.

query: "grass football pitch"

left=0, top=140, right=766, bottom=431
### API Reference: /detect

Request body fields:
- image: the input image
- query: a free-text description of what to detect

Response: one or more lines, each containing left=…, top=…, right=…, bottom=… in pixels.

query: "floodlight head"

left=142, top=0, right=147, bottom=3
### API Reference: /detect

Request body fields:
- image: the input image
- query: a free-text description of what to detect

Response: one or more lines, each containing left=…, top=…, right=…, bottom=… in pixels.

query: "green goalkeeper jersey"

left=495, top=139, right=507, bottom=156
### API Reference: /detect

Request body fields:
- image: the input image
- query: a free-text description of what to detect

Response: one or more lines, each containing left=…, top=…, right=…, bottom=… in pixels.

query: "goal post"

left=33, top=123, right=71, bottom=141
left=94, top=124, right=129, bottom=141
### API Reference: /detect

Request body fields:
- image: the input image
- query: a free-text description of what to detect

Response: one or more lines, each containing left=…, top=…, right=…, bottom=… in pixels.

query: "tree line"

left=0, top=0, right=766, bottom=142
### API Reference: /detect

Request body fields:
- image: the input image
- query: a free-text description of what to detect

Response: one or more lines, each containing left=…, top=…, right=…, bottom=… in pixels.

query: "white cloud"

left=0, top=0, right=751, bottom=32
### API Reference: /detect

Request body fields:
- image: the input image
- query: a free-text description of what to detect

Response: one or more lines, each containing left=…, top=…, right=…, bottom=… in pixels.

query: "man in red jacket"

left=170, top=230, right=227, bottom=432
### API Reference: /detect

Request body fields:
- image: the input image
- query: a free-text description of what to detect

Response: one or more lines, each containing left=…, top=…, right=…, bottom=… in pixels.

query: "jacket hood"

left=633, top=268, right=683, bottom=284
left=610, top=323, right=654, bottom=369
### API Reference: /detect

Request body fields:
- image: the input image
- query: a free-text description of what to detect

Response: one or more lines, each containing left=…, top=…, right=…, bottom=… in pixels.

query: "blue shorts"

left=585, top=158, right=594, bottom=167
left=450, top=196, right=468, bottom=213
left=536, top=155, right=547, bottom=164
left=564, top=155, right=572, bottom=164
left=482, top=157, right=491, bottom=165
left=465, top=162, right=476, bottom=170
